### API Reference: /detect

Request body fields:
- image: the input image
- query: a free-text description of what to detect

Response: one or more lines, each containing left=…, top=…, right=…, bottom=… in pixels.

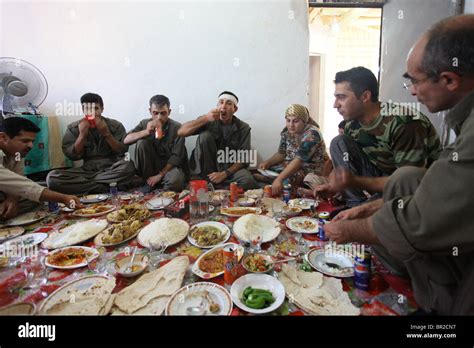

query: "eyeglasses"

left=403, top=76, right=430, bottom=90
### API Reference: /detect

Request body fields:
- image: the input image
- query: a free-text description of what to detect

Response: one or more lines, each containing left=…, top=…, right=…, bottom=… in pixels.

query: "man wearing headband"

left=46, top=93, right=136, bottom=194
left=257, top=104, right=330, bottom=196
left=178, top=91, right=258, bottom=189
left=124, top=95, right=188, bottom=193
left=0, top=117, right=81, bottom=220
left=314, top=67, right=441, bottom=208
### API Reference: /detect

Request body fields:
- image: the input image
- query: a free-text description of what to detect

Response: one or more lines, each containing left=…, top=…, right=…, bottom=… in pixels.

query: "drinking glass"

left=148, top=240, right=169, bottom=270
left=272, top=202, right=283, bottom=222
left=250, top=229, right=264, bottom=253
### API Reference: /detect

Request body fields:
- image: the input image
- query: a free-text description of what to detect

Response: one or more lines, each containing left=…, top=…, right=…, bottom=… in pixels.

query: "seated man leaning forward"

left=0, top=117, right=81, bottom=220
left=178, top=91, right=258, bottom=190
left=123, top=95, right=188, bottom=193
left=325, top=14, right=474, bottom=315
left=315, top=66, right=441, bottom=207
left=258, top=104, right=330, bottom=196
left=47, top=93, right=136, bottom=195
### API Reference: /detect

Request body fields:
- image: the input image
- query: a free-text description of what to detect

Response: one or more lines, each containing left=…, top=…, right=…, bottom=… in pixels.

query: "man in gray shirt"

left=124, top=95, right=188, bottom=193
left=47, top=93, right=136, bottom=194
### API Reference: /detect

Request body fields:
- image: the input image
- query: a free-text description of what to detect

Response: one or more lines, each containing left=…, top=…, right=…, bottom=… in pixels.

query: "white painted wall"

left=465, top=0, right=474, bottom=13
left=0, top=0, right=310, bottom=163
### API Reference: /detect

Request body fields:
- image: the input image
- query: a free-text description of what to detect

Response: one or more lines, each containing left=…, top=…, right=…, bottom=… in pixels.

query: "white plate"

left=192, top=242, right=244, bottom=279
left=72, top=205, right=115, bottom=218
left=37, top=275, right=111, bottom=315
left=286, top=217, right=319, bottom=234
left=45, top=246, right=100, bottom=269
left=232, top=214, right=281, bottom=243
left=42, top=219, right=108, bottom=249
left=137, top=218, right=189, bottom=248
left=257, top=168, right=279, bottom=178
left=306, top=248, right=354, bottom=278
left=94, top=227, right=141, bottom=247
left=144, top=197, right=174, bottom=210
left=187, top=221, right=231, bottom=249
left=80, top=194, right=109, bottom=204
left=0, top=233, right=48, bottom=252
left=230, top=274, right=285, bottom=314
left=165, top=282, right=233, bottom=316
left=288, top=198, right=318, bottom=210
left=5, top=211, right=48, bottom=227
left=0, top=302, right=36, bottom=315
left=209, top=190, right=230, bottom=205
left=0, top=226, right=25, bottom=243
left=220, top=207, right=262, bottom=217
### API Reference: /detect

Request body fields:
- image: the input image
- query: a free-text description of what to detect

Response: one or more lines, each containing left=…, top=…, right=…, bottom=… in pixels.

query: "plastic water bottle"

left=110, top=182, right=119, bottom=207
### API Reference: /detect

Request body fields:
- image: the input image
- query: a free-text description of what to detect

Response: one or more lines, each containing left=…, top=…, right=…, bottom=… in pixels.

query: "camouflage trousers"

left=330, top=135, right=385, bottom=207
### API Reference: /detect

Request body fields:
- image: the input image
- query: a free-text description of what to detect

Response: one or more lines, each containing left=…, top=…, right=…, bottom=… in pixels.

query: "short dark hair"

left=334, top=67, right=379, bottom=102
left=80, top=93, right=104, bottom=107
left=338, top=120, right=347, bottom=129
left=218, top=91, right=239, bottom=103
left=149, top=95, right=170, bottom=108
left=1, top=117, right=40, bottom=138
left=421, top=15, right=474, bottom=80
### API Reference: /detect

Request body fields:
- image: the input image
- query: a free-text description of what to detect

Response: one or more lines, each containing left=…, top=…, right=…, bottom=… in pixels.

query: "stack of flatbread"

left=233, top=214, right=280, bottom=243
left=43, top=219, right=108, bottom=249
left=137, top=218, right=189, bottom=248
left=39, top=276, right=116, bottom=315
left=261, top=197, right=286, bottom=211
left=111, top=255, right=189, bottom=315
left=279, top=264, right=360, bottom=315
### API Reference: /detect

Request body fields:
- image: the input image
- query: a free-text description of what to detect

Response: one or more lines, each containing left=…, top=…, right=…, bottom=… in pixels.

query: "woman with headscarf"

left=258, top=104, right=330, bottom=196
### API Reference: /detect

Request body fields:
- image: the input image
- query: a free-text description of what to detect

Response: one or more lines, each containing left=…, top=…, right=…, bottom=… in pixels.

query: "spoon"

left=186, top=296, right=206, bottom=316
left=325, top=261, right=353, bottom=271
left=125, top=247, right=137, bottom=273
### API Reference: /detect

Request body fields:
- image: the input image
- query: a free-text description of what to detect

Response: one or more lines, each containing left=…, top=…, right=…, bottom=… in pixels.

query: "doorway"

left=308, top=6, right=382, bottom=145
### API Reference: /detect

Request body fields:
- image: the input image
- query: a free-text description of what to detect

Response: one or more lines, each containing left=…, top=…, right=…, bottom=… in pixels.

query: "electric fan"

left=0, top=57, right=48, bottom=117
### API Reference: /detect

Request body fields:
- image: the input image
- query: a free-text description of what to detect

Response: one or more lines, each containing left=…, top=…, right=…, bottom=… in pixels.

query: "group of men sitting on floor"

left=0, top=14, right=473, bottom=315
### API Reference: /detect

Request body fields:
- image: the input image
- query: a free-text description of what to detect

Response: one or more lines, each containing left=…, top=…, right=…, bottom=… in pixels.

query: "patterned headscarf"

left=284, top=104, right=320, bottom=128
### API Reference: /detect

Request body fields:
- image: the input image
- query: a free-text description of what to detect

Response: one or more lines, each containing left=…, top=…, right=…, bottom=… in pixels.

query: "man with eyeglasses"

left=325, top=14, right=474, bottom=315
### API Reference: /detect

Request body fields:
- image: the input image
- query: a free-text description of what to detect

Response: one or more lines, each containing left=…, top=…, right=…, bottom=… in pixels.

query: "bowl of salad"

left=242, top=253, right=274, bottom=274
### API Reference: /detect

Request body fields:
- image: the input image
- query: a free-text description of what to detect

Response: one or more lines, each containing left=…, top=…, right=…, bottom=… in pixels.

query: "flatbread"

left=40, top=277, right=116, bottom=315
left=111, top=296, right=168, bottom=316
left=279, top=264, right=359, bottom=316
left=261, top=198, right=286, bottom=211
left=113, top=256, right=189, bottom=314
left=99, top=294, right=116, bottom=316
left=43, top=219, right=108, bottom=249
left=138, top=218, right=189, bottom=247
left=233, top=214, right=280, bottom=243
